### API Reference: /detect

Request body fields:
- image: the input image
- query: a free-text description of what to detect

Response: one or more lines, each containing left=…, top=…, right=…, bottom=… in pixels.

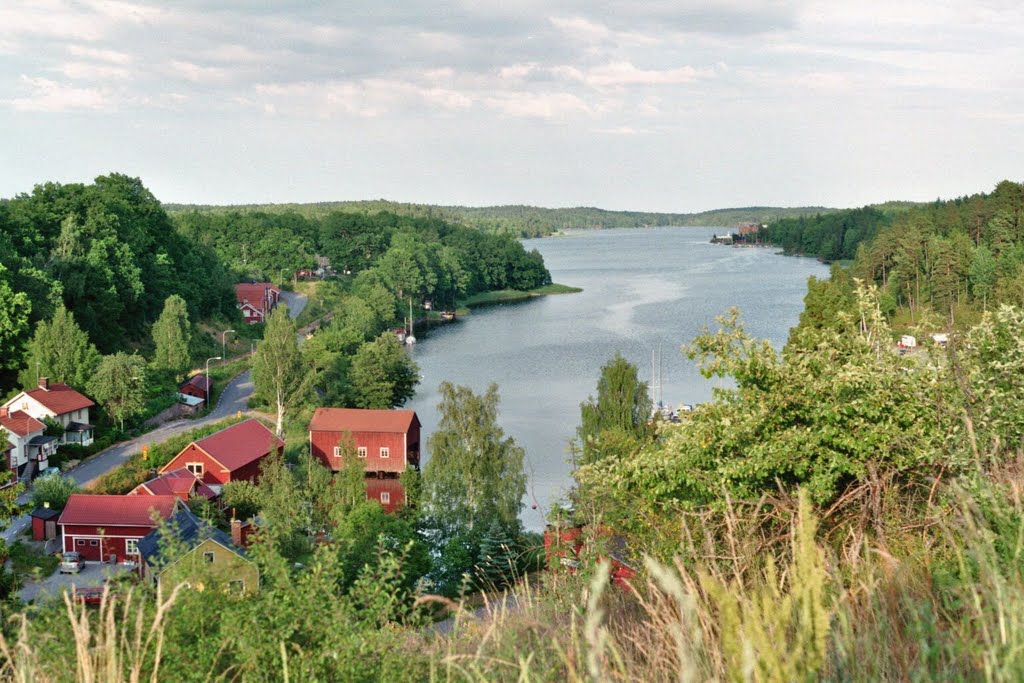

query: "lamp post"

left=206, top=357, right=221, bottom=411
left=222, top=329, right=235, bottom=360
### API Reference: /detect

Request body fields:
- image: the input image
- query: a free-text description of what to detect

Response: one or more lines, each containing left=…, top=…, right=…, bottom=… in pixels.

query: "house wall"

left=152, top=538, right=258, bottom=594
left=3, top=396, right=91, bottom=446
left=162, top=445, right=231, bottom=486
left=61, top=524, right=156, bottom=562
left=179, top=385, right=208, bottom=401
left=310, top=430, right=408, bottom=474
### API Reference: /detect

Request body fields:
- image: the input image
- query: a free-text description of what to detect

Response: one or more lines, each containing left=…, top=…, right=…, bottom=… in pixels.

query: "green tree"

left=252, top=306, right=310, bottom=436
left=88, top=352, right=146, bottom=430
left=334, top=501, right=431, bottom=592
left=30, top=474, right=78, bottom=510
left=0, top=266, right=30, bottom=372
left=422, top=382, right=526, bottom=543
left=19, top=305, right=99, bottom=389
left=577, top=353, right=652, bottom=466
left=475, top=518, right=517, bottom=589
left=970, top=245, right=997, bottom=310
left=151, top=294, right=192, bottom=377
left=349, top=333, right=420, bottom=409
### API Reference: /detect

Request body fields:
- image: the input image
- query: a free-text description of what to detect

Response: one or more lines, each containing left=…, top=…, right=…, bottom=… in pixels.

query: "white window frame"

left=126, top=539, right=139, bottom=555
left=357, top=447, right=367, bottom=458
left=186, top=462, right=205, bottom=476
left=380, top=491, right=391, bottom=504
left=333, top=446, right=341, bottom=457
left=203, top=551, right=215, bottom=563
left=380, top=447, right=390, bottom=459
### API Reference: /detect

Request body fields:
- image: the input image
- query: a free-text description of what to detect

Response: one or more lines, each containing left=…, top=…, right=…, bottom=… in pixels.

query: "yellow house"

left=137, top=507, right=258, bottom=595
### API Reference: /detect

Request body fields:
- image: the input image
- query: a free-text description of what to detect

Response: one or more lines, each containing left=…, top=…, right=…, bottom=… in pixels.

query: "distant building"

left=58, top=494, right=180, bottom=563
left=159, top=418, right=284, bottom=491
left=234, top=282, right=280, bottom=324
left=178, top=374, right=211, bottom=405
left=2, top=377, right=95, bottom=446
left=0, top=408, right=53, bottom=479
left=130, top=467, right=218, bottom=502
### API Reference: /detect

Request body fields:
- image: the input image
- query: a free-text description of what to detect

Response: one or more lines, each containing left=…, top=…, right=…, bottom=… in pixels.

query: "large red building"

left=308, top=408, right=420, bottom=475
left=58, top=494, right=179, bottom=563
left=159, top=418, right=284, bottom=488
left=234, top=283, right=280, bottom=324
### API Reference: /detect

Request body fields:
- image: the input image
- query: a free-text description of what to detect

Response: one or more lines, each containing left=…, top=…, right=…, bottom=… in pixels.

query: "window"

left=203, top=551, right=215, bottom=563
left=357, top=447, right=367, bottom=458
left=186, top=462, right=204, bottom=476
left=89, top=540, right=98, bottom=546
left=332, top=446, right=340, bottom=457
left=126, top=539, right=139, bottom=555
left=76, top=539, right=85, bottom=546
left=380, top=447, right=390, bottom=459
left=380, top=492, right=391, bottom=504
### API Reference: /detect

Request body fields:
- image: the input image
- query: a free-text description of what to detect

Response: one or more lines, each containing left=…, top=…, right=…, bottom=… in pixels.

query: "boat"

left=405, top=298, right=417, bottom=345
left=440, top=310, right=456, bottom=321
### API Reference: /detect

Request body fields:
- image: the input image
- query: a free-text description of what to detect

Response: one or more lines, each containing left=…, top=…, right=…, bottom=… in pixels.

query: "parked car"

left=59, top=551, right=84, bottom=574
left=38, top=466, right=61, bottom=479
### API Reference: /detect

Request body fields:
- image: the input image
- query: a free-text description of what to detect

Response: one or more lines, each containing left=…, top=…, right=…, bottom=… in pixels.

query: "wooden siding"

left=365, top=477, right=405, bottom=514
left=311, top=430, right=409, bottom=474
left=150, top=538, right=259, bottom=595
left=61, top=524, right=155, bottom=562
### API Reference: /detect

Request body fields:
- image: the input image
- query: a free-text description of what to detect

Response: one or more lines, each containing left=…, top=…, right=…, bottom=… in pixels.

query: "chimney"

left=231, top=518, right=243, bottom=547
left=39, top=377, right=49, bottom=391
left=0, top=407, right=7, bottom=419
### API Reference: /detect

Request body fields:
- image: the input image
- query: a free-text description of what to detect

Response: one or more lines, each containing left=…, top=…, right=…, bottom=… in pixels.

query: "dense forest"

left=167, top=200, right=840, bottom=238
left=765, top=180, right=1024, bottom=327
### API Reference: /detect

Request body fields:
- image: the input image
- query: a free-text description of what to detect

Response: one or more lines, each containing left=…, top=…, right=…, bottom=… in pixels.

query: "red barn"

left=235, top=282, right=280, bottom=324
left=178, top=374, right=211, bottom=404
left=308, top=408, right=420, bottom=474
left=159, top=419, right=284, bottom=488
left=366, top=477, right=406, bottom=513
left=58, top=494, right=179, bottom=563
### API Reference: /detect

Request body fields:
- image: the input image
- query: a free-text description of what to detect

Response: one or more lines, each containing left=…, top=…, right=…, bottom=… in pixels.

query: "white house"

left=0, top=408, right=55, bottom=480
left=2, top=377, right=95, bottom=447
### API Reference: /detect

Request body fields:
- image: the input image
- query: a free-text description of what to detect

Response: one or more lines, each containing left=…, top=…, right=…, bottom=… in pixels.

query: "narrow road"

left=3, top=292, right=308, bottom=543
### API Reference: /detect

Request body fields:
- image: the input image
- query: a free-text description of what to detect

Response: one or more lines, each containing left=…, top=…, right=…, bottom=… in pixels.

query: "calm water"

left=407, top=227, right=828, bottom=530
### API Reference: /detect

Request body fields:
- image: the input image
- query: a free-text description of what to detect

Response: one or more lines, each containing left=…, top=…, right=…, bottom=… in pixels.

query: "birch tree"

left=252, top=306, right=310, bottom=436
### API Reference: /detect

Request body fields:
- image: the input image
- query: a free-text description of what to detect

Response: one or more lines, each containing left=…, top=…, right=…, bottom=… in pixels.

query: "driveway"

left=279, top=289, right=308, bottom=320
left=19, top=559, right=135, bottom=604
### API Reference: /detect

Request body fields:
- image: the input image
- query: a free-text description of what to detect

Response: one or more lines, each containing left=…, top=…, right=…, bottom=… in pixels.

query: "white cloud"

left=57, top=61, right=132, bottom=81
left=484, top=91, right=592, bottom=119
left=67, top=45, right=134, bottom=64
left=168, top=60, right=230, bottom=84
left=10, top=75, right=112, bottom=112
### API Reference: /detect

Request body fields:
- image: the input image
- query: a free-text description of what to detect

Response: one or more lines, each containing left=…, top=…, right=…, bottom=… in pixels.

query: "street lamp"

left=205, top=357, right=221, bottom=410
left=222, top=329, right=235, bottom=359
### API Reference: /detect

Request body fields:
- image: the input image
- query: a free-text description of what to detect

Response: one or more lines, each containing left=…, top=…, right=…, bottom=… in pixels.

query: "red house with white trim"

left=159, top=419, right=284, bottom=489
left=130, top=468, right=218, bottom=502
left=178, top=374, right=211, bottom=404
left=58, top=494, right=179, bottom=563
left=308, top=408, right=420, bottom=475
left=235, top=283, right=280, bottom=324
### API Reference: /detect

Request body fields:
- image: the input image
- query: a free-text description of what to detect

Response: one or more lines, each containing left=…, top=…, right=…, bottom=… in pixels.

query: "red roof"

left=234, top=283, right=279, bottom=308
left=23, top=382, right=94, bottom=415
left=179, top=374, right=211, bottom=394
left=192, top=419, right=284, bottom=471
left=131, top=468, right=217, bottom=501
left=0, top=410, right=45, bottom=437
left=309, top=408, right=418, bottom=433
left=58, top=494, right=178, bottom=528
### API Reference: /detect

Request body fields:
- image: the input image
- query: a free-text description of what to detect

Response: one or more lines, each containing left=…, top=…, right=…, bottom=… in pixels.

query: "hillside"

left=166, top=200, right=840, bottom=237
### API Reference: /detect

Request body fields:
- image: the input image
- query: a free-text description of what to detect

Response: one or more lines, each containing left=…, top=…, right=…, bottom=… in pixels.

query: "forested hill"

left=767, top=179, right=1024, bottom=327
left=165, top=200, right=838, bottom=237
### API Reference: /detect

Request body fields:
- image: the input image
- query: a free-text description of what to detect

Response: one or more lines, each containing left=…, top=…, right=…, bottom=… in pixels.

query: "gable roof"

left=22, top=383, right=94, bottom=414
left=179, top=374, right=211, bottom=394
left=137, top=506, right=246, bottom=568
left=58, top=494, right=179, bottom=528
left=309, top=408, right=418, bottom=434
left=0, top=410, right=45, bottom=437
left=190, top=418, right=283, bottom=472
left=234, top=283, right=279, bottom=308
left=132, top=468, right=218, bottom=501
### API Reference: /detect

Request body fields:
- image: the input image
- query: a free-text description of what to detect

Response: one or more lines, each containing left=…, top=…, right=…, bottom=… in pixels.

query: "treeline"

left=174, top=209, right=552, bottom=305
left=762, top=206, right=893, bottom=262
left=0, top=175, right=236, bottom=392
left=168, top=200, right=839, bottom=238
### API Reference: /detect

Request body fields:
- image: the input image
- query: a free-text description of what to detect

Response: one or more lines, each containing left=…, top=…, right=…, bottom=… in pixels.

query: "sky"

left=1, top=1, right=1023, bottom=212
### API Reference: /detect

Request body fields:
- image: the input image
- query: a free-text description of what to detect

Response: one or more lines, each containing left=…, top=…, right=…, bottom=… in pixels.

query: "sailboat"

left=405, top=297, right=417, bottom=345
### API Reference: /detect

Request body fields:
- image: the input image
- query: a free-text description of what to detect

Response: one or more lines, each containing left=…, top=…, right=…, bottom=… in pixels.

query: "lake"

left=406, top=227, right=829, bottom=530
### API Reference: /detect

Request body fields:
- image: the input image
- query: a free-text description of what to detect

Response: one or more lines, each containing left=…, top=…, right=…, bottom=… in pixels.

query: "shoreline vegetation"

left=458, top=283, right=582, bottom=308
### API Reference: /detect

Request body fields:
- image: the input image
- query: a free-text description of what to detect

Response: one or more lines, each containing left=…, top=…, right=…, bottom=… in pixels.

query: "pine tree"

left=475, top=518, right=517, bottom=589
left=151, top=294, right=192, bottom=377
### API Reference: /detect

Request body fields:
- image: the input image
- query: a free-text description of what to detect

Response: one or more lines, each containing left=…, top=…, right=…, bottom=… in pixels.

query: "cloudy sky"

left=1, top=1, right=1022, bottom=211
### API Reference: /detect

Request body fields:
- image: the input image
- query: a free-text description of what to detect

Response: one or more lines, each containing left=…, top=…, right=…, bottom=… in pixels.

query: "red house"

left=130, top=467, right=218, bottom=502
left=178, top=374, right=211, bottom=404
left=159, top=418, right=284, bottom=488
left=58, top=494, right=179, bottom=563
left=308, top=408, right=420, bottom=474
left=235, top=283, right=280, bottom=324
left=543, top=525, right=637, bottom=589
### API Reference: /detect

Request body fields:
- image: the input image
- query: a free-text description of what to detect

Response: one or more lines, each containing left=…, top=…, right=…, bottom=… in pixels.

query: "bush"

left=30, top=475, right=78, bottom=510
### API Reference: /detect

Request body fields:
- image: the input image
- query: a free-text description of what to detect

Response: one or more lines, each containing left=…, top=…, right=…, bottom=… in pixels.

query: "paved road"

left=3, top=291, right=308, bottom=543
